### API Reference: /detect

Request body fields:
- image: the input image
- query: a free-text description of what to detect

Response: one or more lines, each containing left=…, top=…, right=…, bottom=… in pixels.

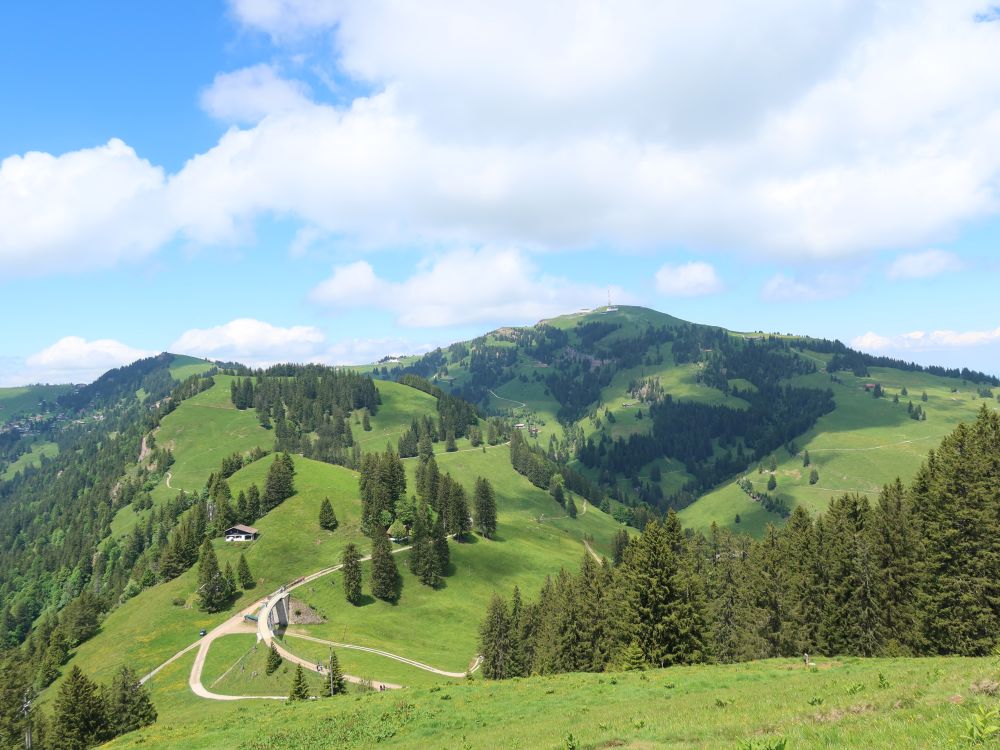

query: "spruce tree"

left=323, top=649, right=347, bottom=696
left=473, top=477, right=498, bottom=538
left=288, top=664, right=310, bottom=701
left=362, top=410, right=372, bottom=431
left=370, top=531, right=399, bottom=602
left=767, top=474, right=777, bottom=491
left=319, top=498, right=338, bottom=531
left=104, top=665, right=157, bottom=736
left=265, top=643, right=282, bottom=675
left=341, top=543, right=362, bottom=605
left=51, top=666, right=108, bottom=750
left=802, top=450, right=811, bottom=467
left=237, top=553, right=254, bottom=589
left=246, top=484, right=262, bottom=521
left=263, top=454, right=295, bottom=512
left=196, top=539, right=230, bottom=612
left=566, top=495, right=578, bottom=518
left=479, top=593, right=512, bottom=679
left=448, top=484, right=471, bottom=539
left=446, top=430, right=457, bottom=452
left=223, top=562, right=238, bottom=597
left=433, top=508, right=450, bottom=573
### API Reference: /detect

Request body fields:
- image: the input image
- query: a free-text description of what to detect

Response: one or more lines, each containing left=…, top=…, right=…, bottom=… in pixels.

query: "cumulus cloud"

left=170, top=318, right=325, bottom=365
left=654, top=261, right=722, bottom=297
left=310, top=248, right=616, bottom=327
left=200, top=64, right=313, bottom=124
left=5, top=336, right=155, bottom=385
left=5, top=2, right=1000, bottom=277
left=886, top=249, right=965, bottom=279
left=0, top=139, right=169, bottom=275
left=852, top=326, right=1000, bottom=353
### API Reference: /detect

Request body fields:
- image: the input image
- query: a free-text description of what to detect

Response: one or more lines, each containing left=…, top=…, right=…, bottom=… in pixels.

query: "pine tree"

left=767, top=474, right=777, bottom=491
left=446, top=430, right=457, bottom=452
left=479, top=593, right=512, bottom=679
left=612, top=528, right=630, bottom=566
left=51, top=666, right=109, bottom=750
left=809, top=467, right=819, bottom=485
left=319, top=498, right=338, bottom=531
left=322, top=649, right=347, bottom=696
left=237, top=553, right=254, bottom=589
left=197, top=539, right=230, bottom=612
left=104, top=665, right=157, bottom=736
left=433, top=508, right=450, bottom=574
left=362, top=410, right=372, bottom=431
left=409, top=500, right=440, bottom=587
left=448, top=483, right=471, bottom=539
left=618, top=641, right=646, bottom=671
left=246, top=484, right=262, bottom=521
left=288, top=664, right=310, bottom=701
left=341, top=543, right=362, bottom=605
left=473, top=477, right=498, bottom=538
left=370, top=531, right=399, bottom=602
left=802, top=450, right=810, bottom=467
left=265, top=643, right=282, bottom=675
left=223, top=562, right=237, bottom=596
left=263, top=454, right=295, bottom=512
left=566, top=495, right=578, bottom=518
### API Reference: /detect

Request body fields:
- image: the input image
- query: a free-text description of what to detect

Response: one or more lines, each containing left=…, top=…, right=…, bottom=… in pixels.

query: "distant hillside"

left=369, top=305, right=1000, bottom=533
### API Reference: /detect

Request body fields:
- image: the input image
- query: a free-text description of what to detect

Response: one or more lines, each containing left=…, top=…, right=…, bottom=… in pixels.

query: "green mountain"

left=1, top=310, right=998, bottom=749
left=371, top=304, right=999, bottom=534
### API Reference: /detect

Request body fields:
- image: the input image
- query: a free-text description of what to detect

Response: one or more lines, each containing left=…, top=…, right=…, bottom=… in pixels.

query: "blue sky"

left=2, top=1, right=1000, bottom=385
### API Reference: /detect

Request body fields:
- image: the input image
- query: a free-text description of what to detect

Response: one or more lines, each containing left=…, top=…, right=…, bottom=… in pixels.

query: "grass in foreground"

left=106, top=655, right=993, bottom=749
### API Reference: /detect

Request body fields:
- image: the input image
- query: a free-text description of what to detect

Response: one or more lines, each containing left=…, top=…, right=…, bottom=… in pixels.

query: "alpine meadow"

left=4, top=3, right=1000, bottom=749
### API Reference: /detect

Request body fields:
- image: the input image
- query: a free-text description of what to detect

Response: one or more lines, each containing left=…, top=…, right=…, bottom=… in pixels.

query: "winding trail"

left=284, top=632, right=482, bottom=678
left=805, top=434, right=945, bottom=453
left=142, top=537, right=480, bottom=701
left=488, top=389, right=527, bottom=409
left=582, top=539, right=602, bottom=563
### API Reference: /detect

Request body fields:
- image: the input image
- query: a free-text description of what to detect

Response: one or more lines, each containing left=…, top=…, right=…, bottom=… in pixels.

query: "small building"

left=224, top=524, right=259, bottom=542
left=514, top=423, right=527, bottom=429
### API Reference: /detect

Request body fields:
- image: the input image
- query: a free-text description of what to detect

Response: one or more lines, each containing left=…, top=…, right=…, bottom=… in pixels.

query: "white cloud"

left=852, top=326, right=1000, bottom=352
left=0, top=139, right=170, bottom=275
left=6, top=2, right=1000, bottom=277
left=886, top=249, right=965, bottom=279
left=761, top=271, right=858, bottom=302
left=654, top=261, right=722, bottom=297
left=5, top=336, right=155, bottom=385
left=310, top=248, right=617, bottom=327
left=200, top=64, right=313, bottom=124
left=170, top=318, right=325, bottom=365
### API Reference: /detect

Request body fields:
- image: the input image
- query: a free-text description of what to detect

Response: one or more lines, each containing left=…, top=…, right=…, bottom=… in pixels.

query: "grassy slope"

left=55, top=375, right=619, bottom=706
left=0, top=384, right=71, bottom=424
left=292, top=445, right=621, bottom=673
left=681, top=362, right=1000, bottom=535
left=1, top=440, right=58, bottom=480
left=107, top=655, right=991, bottom=749
left=167, top=354, right=214, bottom=381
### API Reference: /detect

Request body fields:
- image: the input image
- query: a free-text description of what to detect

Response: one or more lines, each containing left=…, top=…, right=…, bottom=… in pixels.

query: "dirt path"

left=488, top=389, right=527, bottom=409
left=582, top=539, right=601, bottom=563
left=284, top=632, right=482, bottom=678
left=188, top=603, right=284, bottom=701
left=806, top=434, right=946, bottom=453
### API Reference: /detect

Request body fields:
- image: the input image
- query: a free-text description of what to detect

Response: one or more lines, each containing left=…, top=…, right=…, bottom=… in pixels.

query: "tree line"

left=480, top=406, right=1000, bottom=680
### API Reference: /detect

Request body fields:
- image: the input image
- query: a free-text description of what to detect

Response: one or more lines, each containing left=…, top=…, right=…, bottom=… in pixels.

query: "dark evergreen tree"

left=237, top=553, right=254, bottom=589
left=319, top=497, right=338, bottom=531
left=103, top=665, right=157, bottom=737
left=322, top=649, right=347, bottom=696
left=196, top=539, right=231, bottom=613
left=433, top=507, right=450, bottom=574
left=288, top=664, right=310, bottom=701
left=479, top=593, right=513, bottom=679
left=341, top=543, right=362, bottom=605
left=566, top=495, right=578, bottom=518
left=51, top=666, right=108, bottom=750
left=263, top=454, right=295, bottom=512
left=265, top=643, right=282, bottom=675
left=370, top=531, right=399, bottom=602
left=473, top=477, right=498, bottom=538
left=612, top=528, right=630, bottom=566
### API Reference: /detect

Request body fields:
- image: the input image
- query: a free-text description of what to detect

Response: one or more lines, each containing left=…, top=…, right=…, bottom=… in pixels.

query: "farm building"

left=224, top=524, right=259, bottom=542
